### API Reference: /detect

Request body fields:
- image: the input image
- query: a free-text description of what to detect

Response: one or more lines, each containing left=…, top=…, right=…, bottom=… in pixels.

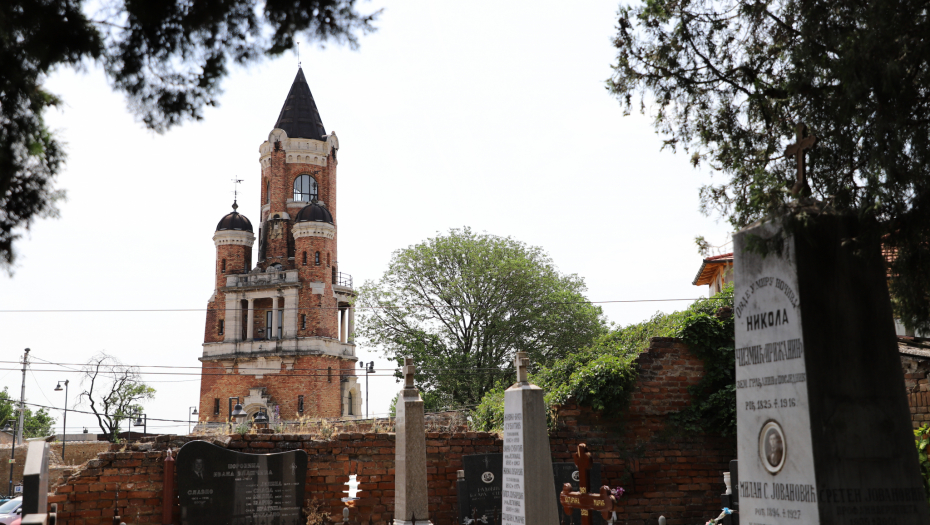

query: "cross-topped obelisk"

left=394, top=358, right=432, bottom=525
left=784, top=123, right=817, bottom=196
left=501, top=352, right=558, bottom=525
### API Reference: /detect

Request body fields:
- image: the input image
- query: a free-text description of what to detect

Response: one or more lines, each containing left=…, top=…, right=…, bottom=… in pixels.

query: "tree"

left=0, top=387, right=56, bottom=438
left=0, top=0, right=378, bottom=270
left=78, top=353, right=155, bottom=441
left=357, top=228, right=606, bottom=411
left=609, top=0, right=930, bottom=330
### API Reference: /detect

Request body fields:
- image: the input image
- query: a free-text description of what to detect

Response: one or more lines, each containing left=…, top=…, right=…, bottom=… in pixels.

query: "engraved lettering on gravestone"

left=760, top=421, right=786, bottom=474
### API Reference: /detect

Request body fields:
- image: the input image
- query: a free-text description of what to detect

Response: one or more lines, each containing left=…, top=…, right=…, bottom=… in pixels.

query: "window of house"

left=301, top=314, right=306, bottom=329
left=218, top=319, right=224, bottom=335
left=298, top=395, right=304, bottom=414
left=302, top=252, right=307, bottom=265
left=213, top=398, right=220, bottom=416
left=221, top=259, right=226, bottom=273
left=315, top=251, right=320, bottom=266
left=293, top=175, right=318, bottom=202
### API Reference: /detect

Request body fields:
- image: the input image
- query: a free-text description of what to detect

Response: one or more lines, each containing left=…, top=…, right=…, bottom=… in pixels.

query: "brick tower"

left=199, top=68, right=360, bottom=426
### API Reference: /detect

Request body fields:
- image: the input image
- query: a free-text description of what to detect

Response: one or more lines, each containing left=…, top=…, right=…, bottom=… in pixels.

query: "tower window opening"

left=315, top=251, right=320, bottom=266
left=327, top=253, right=331, bottom=267
left=301, top=314, right=306, bottom=329
left=328, top=367, right=332, bottom=383
left=213, top=398, right=220, bottom=416
left=298, top=395, right=304, bottom=414
left=348, top=391, right=354, bottom=416
left=221, top=259, right=226, bottom=273
left=302, top=251, right=307, bottom=265
left=218, top=319, right=224, bottom=335
left=266, top=181, right=271, bottom=204
left=294, top=174, right=319, bottom=202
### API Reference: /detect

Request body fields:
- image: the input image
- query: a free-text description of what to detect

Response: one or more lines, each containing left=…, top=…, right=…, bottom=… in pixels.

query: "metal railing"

left=335, top=271, right=353, bottom=288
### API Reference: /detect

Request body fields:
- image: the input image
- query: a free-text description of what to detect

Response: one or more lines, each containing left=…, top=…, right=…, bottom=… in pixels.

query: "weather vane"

left=231, top=177, right=244, bottom=206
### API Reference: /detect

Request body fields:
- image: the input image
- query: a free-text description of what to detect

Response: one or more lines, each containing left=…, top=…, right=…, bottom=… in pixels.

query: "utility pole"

left=16, top=348, right=30, bottom=445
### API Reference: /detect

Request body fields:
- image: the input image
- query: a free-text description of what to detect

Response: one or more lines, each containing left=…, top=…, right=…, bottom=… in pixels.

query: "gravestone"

left=501, top=352, right=559, bottom=525
left=177, top=440, right=307, bottom=525
left=394, top=358, right=432, bottom=525
left=553, top=462, right=604, bottom=525
left=21, top=441, right=49, bottom=520
left=458, top=454, right=503, bottom=525
left=734, top=210, right=930, bottom=524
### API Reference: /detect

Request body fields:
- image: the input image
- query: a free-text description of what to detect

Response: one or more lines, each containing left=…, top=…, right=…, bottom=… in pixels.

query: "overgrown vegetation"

left=472, top=286, right=736, bottom=435
left=915, top=424, right=930, bottom=507
left=0, top=387, right=55, bottom=438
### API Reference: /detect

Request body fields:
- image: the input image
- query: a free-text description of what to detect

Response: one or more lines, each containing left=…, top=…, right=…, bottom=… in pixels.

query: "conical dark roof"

left=273, top=68, right=326, bottom=140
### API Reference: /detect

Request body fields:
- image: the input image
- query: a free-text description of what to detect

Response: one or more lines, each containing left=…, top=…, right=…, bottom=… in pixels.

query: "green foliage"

left=916, top=425, right=930, bottom=507
left=358, top=227, right=606, bottom=411
left=473, top=286, right=738, bottom=435
left=472, top=310, right=684, bottom=431
left=609, top=0, right=930, bottom=331
left=0, top=387, right=56, bottom=438
left=0, top=0, right=378, bottom=270
left=671, top=285, right=737, bottom=436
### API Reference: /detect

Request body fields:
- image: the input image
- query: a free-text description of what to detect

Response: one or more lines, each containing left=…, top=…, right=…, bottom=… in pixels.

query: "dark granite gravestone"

left=177, top=440, right=307, bottom=525
left=734, top=213, right=930, bottom=524
left=458, top=454, right=503, bottom=525
left=552, top=462, right=604, bottom=525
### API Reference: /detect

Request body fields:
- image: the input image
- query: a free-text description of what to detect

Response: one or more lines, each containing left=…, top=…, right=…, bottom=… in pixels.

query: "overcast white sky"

left=0, top=0, right=732, bottom=436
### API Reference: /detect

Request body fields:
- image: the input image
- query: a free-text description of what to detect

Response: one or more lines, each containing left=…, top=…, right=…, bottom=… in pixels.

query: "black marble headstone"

left=459, top=454, right=503, bottom=525
left=178, top=440, right=307, bottom=525
left=552, top=462, right=604, bottom=525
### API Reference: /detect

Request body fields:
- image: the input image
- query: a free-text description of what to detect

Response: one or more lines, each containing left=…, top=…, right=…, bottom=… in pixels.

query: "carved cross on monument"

left=403, top=358, right=415, bottom=389
left=559, top=444, right=615, bottom=525
left=784, top=123, right=818, bottom=197
left=515, top=352, right=529, bottom=383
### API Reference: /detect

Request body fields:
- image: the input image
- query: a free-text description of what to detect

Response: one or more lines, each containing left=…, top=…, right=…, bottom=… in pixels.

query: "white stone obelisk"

left=394, top=358, right=432, bottom=525
left=501, top=352, right=558, bottom=525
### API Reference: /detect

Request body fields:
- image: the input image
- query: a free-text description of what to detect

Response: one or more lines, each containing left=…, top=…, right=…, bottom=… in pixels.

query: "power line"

left=0, top=360, right=513, bottom=373
left=0, top=297, right=702, bottom=314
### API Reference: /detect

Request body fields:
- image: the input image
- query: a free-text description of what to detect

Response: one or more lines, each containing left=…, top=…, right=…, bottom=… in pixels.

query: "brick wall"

left=0, top=441, right=110, bottom=492
left=901, top=354, right=930, bottom=428
left=51, top=338, right=734, bottom=525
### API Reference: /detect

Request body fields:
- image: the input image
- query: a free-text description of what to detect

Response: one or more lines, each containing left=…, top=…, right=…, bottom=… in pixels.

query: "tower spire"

left=273, top=69, right=326, bottom=140
left=231, top=177, right=243, bottom=210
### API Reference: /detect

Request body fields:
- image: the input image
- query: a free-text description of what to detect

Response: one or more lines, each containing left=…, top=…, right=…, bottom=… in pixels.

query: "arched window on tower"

left=221, top=259, right=226, bottom=273
left=302, top=251, right=307, bottom=266
left=266, top=181, right=271, bottom=204
left=348, top=391, right=354, bottom=416
left=315, top=251, right=320, bottom=266
left=293, top=175, right=318, bottom=202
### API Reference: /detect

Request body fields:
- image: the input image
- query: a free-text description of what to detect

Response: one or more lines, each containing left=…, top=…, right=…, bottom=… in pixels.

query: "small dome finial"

left=232, top=200, right=239, bottom=212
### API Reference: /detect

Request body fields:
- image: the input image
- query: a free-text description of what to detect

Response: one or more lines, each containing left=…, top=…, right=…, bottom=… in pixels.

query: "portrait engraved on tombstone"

left=177, top=440, right=307, bottom=525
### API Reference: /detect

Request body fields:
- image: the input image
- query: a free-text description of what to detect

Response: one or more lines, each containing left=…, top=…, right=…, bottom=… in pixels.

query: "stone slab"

left=177, top=440, right=307, bottom=525
left=395, top=387, right=430, bottom=524
left=460, top=453, right=503, bottom=525
left=734, top=214, right=930, bottom=524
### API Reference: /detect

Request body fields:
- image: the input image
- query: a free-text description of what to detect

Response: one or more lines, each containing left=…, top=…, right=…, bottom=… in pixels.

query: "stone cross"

left=403, top=358, right=415, bottom=389
left=514, top=352, right=529, bottom=383
left=559, top=444, right=614, bottom=525
left=784, top=123, right=817, bottom=197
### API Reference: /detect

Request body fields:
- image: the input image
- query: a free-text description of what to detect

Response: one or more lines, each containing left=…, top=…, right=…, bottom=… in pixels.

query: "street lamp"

left=253, top=409, right=269, bottom=429
left=133, top=411, right=147, bottom=436
left=54, top=380, right=69, bottom=463
left=3, top=419, right=15, bottom=497
left=189, top=406, right=199, bottom=434
left=359, top=361, right=374, bottom=419
left=231, top=401, right=247, bottom=425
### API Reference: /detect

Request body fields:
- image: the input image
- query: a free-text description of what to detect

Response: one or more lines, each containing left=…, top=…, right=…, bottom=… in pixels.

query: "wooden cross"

left=559, top=444, right=615, bottom=525
left=515, top=352, right=529, bottom=383
left=784, top=123, right=818, bottom=197
left=403, top=358, right=415, bottom=388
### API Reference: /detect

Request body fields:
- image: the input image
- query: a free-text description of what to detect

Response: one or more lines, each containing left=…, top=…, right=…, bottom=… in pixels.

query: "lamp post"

left=231, top=401, right=247, bottom=425
left=3, top=420, right=14, bottom=498
left=359, top=361, right=374, bottom=419
left=253, top=409, right=269, bottom=429
left=189, top=406, right=199, bottom=434
left=133, top=411, right=147, bottom=436
left=54, top=380, right=69, bottom=463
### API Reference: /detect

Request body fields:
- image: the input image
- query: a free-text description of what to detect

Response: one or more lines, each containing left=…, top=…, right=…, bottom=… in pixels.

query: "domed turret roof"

left=295, top=200, right=333, bottom=224
left=216, top=202, right=253, bottom=232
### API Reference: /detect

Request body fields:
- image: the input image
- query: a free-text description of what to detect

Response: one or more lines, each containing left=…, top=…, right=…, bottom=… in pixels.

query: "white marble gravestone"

left=395, top=358, right=432, bottom=525
left=734, top=214, right=929, bottom=524
left=501, top=352, right=558, bottom=525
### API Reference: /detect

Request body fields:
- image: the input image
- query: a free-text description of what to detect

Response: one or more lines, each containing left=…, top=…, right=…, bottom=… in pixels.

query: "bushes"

left=916, top=424, right=930, bottom=506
